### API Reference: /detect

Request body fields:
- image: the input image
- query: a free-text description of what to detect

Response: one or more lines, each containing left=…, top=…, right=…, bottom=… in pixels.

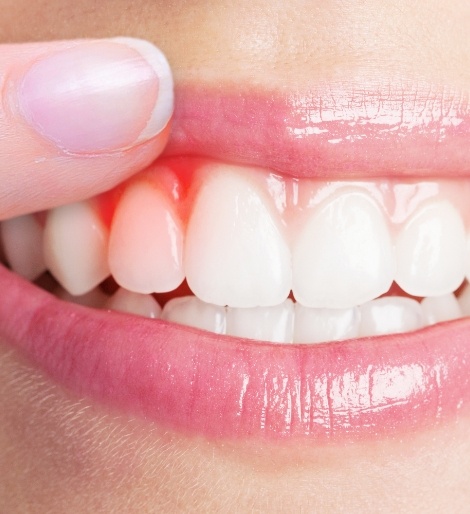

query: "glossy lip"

left=3, top=83, right=470, bottom=442
left=165, top=82, right=470, bottom=178
left=1, top=264, right=470, bottom=441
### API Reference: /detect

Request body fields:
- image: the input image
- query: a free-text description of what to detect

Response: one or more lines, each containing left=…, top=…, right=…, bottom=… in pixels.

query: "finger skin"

left=0, top=40, right=173, bottom=220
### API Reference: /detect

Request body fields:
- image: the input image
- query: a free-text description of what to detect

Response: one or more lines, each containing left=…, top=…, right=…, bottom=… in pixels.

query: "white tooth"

left=293, top=304, right=360, bottom=343
left=1, top=215, right=47, bottom=280
left=55, top=286, right=109, bottom=308
left=458, top=284, right=470, bottom=316
left=292, top=190, right=394, bottom=308
left=108, top=182, right=184, bottom=294
left=105, top=287, right=162, bottom=318
left=185, top=166, right=291, bottom=307
left=421, top=294, right=461, bottom=325
left=395, top=200, right=466, bottom=297
left=162, top=296, right=227, bottom=334
left=226, top=300, right=294, bottom=343
left=43, top=202, right=110, bottom=295
left=359, top=297, right=424, bottom=337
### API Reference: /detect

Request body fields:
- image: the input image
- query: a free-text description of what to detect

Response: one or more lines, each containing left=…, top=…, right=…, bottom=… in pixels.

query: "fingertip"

left=18, top=38, right=174, bottom=154
left=112, top=37, right=174, bottom=145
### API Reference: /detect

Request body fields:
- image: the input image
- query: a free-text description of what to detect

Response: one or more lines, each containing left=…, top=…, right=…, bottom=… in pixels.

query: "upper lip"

left=164, top=82, right=470, bottom=178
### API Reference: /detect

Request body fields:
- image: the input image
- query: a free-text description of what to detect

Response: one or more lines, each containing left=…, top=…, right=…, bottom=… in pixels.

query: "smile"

left=1, top=81, right=470, bottom=442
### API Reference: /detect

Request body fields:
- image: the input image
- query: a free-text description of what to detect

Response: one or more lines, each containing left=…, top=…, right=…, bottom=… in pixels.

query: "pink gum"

left=94, top=157, right=470, bottom=241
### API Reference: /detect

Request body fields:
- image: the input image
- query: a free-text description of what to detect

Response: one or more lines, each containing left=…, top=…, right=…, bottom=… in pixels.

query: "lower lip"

left=1, top=264, right=469, bottom=442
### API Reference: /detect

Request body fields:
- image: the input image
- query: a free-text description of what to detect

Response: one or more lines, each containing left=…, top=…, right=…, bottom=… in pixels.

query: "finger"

left=0, top=37, right=173, bottom=219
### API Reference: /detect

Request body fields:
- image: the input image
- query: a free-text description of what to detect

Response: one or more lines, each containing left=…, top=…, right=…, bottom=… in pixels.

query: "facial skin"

left=1, top=1, right=470, bottom=512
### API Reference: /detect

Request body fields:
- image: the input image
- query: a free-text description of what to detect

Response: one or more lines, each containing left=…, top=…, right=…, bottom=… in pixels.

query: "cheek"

left=0, top=343, right=202, bottom=511
left=0, top=0, right=469, bottom=89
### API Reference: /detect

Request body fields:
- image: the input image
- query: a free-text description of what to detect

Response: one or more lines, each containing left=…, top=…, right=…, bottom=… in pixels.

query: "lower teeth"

left=46, top=278, right=467, bottom=344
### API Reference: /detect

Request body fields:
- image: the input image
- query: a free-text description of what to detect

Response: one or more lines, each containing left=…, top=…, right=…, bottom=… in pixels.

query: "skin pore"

left=1, top=1, right=470, bottom=512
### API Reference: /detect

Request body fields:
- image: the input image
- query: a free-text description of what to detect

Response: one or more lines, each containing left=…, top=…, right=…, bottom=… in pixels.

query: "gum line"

left=2, top=158, right=470, bottom=334
left=100, top=157, right=470, bottom=227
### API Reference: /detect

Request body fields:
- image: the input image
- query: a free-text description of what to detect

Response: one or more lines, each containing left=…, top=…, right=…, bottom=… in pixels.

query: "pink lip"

left=1, top=265, right=470, bottom=441
left=165, top=83, right=470, bottom=178
left=3, top=83, right=470, bottom=443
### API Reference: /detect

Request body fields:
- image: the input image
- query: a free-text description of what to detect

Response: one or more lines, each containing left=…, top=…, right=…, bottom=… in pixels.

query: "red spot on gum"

left=95, top=156, right=212, bottom=229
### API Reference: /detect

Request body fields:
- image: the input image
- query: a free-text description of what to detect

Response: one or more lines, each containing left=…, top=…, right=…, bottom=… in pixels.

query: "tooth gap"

left=34, top=271, right=59, bottom=293
left=0, top=238, right=7, bottom=266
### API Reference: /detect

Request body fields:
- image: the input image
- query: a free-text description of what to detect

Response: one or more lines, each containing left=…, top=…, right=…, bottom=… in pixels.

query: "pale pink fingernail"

left=19, top=38, right=173, bottom=153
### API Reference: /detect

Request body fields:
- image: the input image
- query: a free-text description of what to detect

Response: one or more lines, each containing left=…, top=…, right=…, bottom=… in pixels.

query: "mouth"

left=1, top=80, right=470, bottom=443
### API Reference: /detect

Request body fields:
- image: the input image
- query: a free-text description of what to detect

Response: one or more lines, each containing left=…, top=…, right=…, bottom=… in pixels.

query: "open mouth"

left=1, top=82, right=470, bottom=442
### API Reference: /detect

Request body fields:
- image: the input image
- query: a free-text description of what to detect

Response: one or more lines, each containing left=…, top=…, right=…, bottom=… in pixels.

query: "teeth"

left=293, top=304, right=360, bottom=343
left=55, top=286, right=109, bottom=308
left=395, top=200, right=466, bottom=297
left=292, top=191, right=394, bottom=308
left=162, top=296, right=227, bottom=334
left=108, top=182, right=184, bottom=294
left=359, top=297, right=424, bottom=337
left=226, top=300, right=294, bottom=343
left=421, top=294, right=461, bottom=325
left=0, top=215, right=47, bottom=280
left=10, top=157, right=470, bottom=341
left=184, top=166, right=291, bottom=307
left=105, top=287, right=162, bottom=318
left=43, top=201, right=110, bottom=295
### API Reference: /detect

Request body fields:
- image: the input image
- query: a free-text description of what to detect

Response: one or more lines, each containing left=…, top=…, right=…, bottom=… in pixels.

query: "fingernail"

left=19, top=38, right=173, bottom=154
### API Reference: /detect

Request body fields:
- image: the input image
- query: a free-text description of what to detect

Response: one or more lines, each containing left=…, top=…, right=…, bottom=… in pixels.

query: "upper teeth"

left=42, top=201, right=110, bottom=296
left=108, top=180, right=185, bottom=294
left=394, top=200, right=467, bottom=296
left=292, top=190, right=395, bottom=308
left=184, top=166, right=291, bottom=308
left=1, top=158, right=470, bottom=343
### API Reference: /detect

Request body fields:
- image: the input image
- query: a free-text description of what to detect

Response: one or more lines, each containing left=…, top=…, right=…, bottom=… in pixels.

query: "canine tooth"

left=395, top=200, right=466, bottom=297
left=359, top=297, right=424, bottom=337
left=292, top=191, right=394, bottom=308
left=1, top=215, right=46, bottom=280
left=293, top=304, right=360, bottom=343
left=421, top=294, right=461, bottom=325
left=185, top=166, right=291, bottom=307
left=162, top=296, right=227, bottom=334
left=105, top=287, right=162, bottom=318
left=226, top=300, right=294, bottom=343
left=108, top=182, right=184, bottom=294
left=44, top=202, right=109, bottom=295
left=55, top=286, right=109, bottom=308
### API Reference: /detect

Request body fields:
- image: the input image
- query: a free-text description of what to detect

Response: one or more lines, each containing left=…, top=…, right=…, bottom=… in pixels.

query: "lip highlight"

left=1, top=265, right=469, bottom=441
left=166, top=82, right=470, bottom=178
